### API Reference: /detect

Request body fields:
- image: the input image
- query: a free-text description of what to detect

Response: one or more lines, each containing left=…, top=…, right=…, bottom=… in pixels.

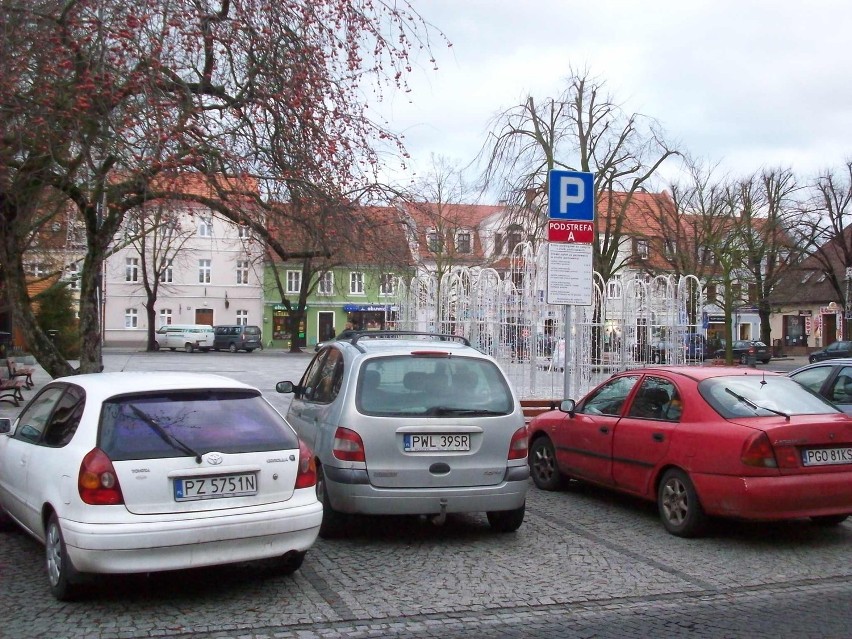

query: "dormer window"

left=634, top=238, right=649, bottom=260
left=426, top=229, right=442, bottom=252
left=456, top=230, right=472, bottom=254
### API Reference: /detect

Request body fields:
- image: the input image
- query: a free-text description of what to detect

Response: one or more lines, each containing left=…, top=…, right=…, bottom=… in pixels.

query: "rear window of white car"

left=99, top=390, right=299, bottom=461
left=356, top=355, right=514, bottom=417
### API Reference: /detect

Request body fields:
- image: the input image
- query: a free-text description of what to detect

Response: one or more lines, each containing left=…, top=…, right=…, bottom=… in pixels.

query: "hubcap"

left=661, top=478, right=688, bottom=525
left=46, top=523, right=62, bottom=587
left=533, top=445, right=554, bottom=481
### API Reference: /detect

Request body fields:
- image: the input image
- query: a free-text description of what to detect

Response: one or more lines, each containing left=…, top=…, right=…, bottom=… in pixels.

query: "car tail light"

left=333, top=427, right=366, bottom=462
left=748, top=346, right=755, bottom=354
left=294, top=439, right=317, bottom=489
left=78, top=448, right=124, bottom=505
left=741, top=432, right=778, bottom=468
left=508, top=426, right=528, bottom=460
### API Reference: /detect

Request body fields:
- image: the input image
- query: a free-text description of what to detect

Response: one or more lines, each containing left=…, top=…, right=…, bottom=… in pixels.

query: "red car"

left=528, top=366, right=852, bottom=537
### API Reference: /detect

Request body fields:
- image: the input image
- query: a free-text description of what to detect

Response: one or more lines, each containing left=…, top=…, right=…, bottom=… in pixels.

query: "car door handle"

left=599, top=426, right=609, bottom=434
left=652, top=433, right=665, bottom=442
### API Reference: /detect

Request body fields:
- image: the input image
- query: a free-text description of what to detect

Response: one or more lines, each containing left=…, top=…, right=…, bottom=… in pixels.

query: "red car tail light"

left=741, top=432, right=778, bottom=468
left=508, top=426, right=528, bottom=460
left=78, top=448, right=124, bottom=505
left=294, top=439, right=317, bottom=489
left=333, top=427, right=366, bottom=462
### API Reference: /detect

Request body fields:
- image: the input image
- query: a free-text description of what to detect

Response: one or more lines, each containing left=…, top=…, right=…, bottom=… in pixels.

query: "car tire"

left=809, top=356, right=817, bottom=363
left=229, top=343, right=237, bottom=353
left=657, top=468, right=707, bottom=538
left=184, top=343, right=194, bottom=353
left=810, top=514, right=849, bottom=526
left=487, top=503, right=525, bottom=533
left=740, top=354, right=748, bottom=365
left=317, top=465, right=347, bottom=539
left=274, top=550, right=306, bottom=575
left=529, top=437, right=565, bottom=491
left=153, top=341, right=160, bottom=352
left=45, top=513, right=81, bottom=601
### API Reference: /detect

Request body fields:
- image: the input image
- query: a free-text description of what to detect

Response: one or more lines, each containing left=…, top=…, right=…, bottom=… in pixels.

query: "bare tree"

left=0, top=0, right=446, bottom=376
left=477, top=67, right=679, bottom=281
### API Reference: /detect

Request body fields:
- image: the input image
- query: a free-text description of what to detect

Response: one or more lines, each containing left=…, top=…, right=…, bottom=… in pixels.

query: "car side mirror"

left=276, top=381, right=296, bottom=394
left=559, top=399, right=576, bottom=416
left=0, top=417, right=11, bottom=434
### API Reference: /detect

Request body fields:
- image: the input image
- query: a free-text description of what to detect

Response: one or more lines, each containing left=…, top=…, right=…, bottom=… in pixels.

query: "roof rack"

left=349, top=330, right=471, bottom=348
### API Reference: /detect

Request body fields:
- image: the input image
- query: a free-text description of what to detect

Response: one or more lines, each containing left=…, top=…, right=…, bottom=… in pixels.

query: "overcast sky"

left=374, top=0, right=852, bottom=198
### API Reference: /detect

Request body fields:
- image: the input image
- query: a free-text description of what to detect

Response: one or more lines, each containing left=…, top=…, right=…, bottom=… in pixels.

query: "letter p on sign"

left=548, top=170, right=595, bottom=221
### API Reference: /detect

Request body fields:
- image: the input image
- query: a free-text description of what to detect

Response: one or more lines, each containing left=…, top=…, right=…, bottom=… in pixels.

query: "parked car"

left=527, top=366, right=851, bottom=537
left=644, top=333, right=710, bottom=364
left=278, top=331, right=529, bottom=538
left=212, top=324, right=263, bottom=352
left=788, top=358, right=852, bottom=414
left=808, top=340, right=852, bottom=363
left=153, top=324, right=215, bottom=352
left=713, top=339, right=771, bottom=364
left=0, top=372, right=322, bottom=600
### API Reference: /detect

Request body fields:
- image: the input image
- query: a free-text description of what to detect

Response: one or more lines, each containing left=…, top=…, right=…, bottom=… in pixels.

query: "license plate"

left=174, top=473, right=258, bottom=501
left=801, top=447, right=852, bottom=467
left=403, top=433, right=470, bottom=452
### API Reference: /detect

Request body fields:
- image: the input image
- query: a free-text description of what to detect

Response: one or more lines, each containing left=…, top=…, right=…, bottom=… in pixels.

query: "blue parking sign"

left=548, top=170, right=595, bottom=221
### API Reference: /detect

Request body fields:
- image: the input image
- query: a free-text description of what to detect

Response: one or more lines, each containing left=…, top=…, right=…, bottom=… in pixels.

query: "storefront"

left=342, top=304, right=395, bottom=331
left=270, top=304, right=306, bottom=349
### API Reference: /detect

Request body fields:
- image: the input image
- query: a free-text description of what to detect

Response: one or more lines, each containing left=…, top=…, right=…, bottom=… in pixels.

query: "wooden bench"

left=0, top=376, right=25, bottom=406
left=6, top=357, right=34, bottom=389
left=521, top=398, right=557, bottom=423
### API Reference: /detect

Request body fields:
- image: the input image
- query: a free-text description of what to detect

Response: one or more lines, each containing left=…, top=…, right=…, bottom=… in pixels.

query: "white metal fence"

left=393, top=242, right=705, bottom=400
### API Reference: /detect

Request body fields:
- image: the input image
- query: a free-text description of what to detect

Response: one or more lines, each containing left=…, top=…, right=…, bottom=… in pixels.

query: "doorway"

left=318, top=311, right=335, bottom=342
left=195, top=308, right=213, bottom=325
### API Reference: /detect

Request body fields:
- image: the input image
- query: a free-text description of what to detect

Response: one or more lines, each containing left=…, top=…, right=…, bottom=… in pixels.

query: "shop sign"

left=343, top=304, right=392, bottom=312
left=707, top=315, right=725, bottom=323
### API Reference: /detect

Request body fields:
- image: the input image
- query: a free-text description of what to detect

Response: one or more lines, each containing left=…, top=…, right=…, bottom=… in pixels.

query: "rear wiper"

left=724, top=388, right=790, bottom=421
left=426, top=406, right=506, bottom=416
left=127, top=404, right=203, bottom=463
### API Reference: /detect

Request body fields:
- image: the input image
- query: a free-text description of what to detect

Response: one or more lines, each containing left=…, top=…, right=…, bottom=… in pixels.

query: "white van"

left=154, top=324, right=215, bottom=353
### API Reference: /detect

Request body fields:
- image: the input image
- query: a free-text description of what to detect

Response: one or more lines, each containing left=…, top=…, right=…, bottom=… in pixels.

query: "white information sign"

left=546, top=243, right=593, bottom=306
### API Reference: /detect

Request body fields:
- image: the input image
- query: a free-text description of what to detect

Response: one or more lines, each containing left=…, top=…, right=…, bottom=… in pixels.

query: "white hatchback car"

left=0, top=372, right=322, bottom=600
left=277, top=332, right=529, bottom=538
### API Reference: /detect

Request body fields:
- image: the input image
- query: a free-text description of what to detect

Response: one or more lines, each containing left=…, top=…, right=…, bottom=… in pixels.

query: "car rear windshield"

left=99, top=390, right=299, bottom=461
left=699, top=376, right=839, bottom=418
left=356, top=355, right=514, bottom=417
left=243, top=326, right=260, bottom=335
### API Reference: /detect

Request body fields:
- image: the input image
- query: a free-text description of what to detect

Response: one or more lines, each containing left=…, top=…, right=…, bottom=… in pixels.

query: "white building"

left=103, top=178, right=265, bottom=347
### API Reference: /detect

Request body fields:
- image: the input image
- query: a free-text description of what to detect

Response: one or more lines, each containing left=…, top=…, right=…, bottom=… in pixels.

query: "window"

left=493, top=233, right=503, bottom=256
left=706, top=283, right=717, bottom=302
left=380, top=273, right=395, bottom=296
left=506, top=226, right=523, bottom=253
left=664, top=238, right=676, bottom=259
left=236, top=310, right=248, bottom=325
left=125, top=257, right=139, bottom=282
left=125, top=308, right=138, bottom=328
left=732, top=282, right=742, bottom=302
left=456, top=230, right=472, bottom=254
left=801, top=271, right=814, bottom=284
left=159, top=308, right=172, bottom=326
left=27, top=263, right=46, bottom=278
left=634, top=238, right=649, bottom=260
left=198, top=259, right=211, bottom=283
left=160, top=264, right=173, bottom=283
left=350, top=271, right=364, bottom=294
left=66, top=263, right=78, bottom=290
left=318, top=271, right=333, bottom=295
left=427, top=229, right=442, bottom=252
left=236, top=260, right=249, bottom=285
left=748, top=283, right=758, bottom=302
left=238, top=225, right=251, bottom=239
left=702, top=248, right=716, bottom=265
left=198, top=218, right=213, bottom=237
left=286, top=270, right=302, bottom=294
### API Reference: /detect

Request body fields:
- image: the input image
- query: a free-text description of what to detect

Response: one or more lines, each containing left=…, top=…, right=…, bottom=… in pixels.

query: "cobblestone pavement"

left=0, top=350, right=848, bottom=639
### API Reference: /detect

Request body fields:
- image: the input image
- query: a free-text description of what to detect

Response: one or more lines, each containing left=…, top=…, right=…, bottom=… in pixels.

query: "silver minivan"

left=277, top=332, right=529, bottom=537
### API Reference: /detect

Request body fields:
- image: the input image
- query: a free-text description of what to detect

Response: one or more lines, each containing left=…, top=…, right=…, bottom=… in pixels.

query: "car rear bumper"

left=60, top=500, right=322, bottom=574
left=692, top=470, right=852, bottom=520
left=326, top=474, right=529, bottom=515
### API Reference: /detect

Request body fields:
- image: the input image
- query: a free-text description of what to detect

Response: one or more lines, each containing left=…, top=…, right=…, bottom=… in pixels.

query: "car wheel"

left=184, top=343, right=194, bottom=353
left=45, top=513, right=81, bottom=601
left=740, top=353, right=748, bottom=365
left=273, top=550, right=306, bottom=575
left=316, top=465, right=347, bottom=539
left=657, top=468, right=707, bottom=538
left=529, top=437, right=565, bottom=491
left=229, top=343, right=237, bottom=353
left=809, top=356, right=816, bottom=363
left=153, top=341, right=160, bottom=352
left=487, top=503, right=525, bottom=533
left=810, top=514, right=849, bottom=526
